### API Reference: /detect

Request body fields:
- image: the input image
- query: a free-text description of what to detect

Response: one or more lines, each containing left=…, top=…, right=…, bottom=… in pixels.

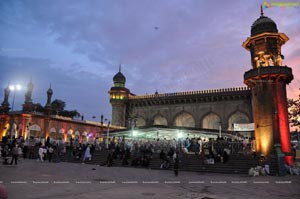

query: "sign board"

left=234, top=123, right=254, bottom=131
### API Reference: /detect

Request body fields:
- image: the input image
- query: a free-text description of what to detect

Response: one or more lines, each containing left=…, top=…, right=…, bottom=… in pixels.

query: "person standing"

left=48, top=146, right=54, bottom=162
left=82, top=145, right=92, bottom=163
left=173, top=157, right=179, bottom=176
left=38, top=145, right=44, bottom=162
left=10, top=144, right=18, bottom=165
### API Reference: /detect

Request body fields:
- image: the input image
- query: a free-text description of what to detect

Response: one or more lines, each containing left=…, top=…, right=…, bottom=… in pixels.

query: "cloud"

left=0, top=0, right=299, bottom=120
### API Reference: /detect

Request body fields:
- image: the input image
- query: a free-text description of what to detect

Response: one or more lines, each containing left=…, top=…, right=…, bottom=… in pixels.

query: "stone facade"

left=126, top=88, right=252, bottom=130
left=110, top=83, right=253, bottom=131
left=0, top=112, right=121, bottom=142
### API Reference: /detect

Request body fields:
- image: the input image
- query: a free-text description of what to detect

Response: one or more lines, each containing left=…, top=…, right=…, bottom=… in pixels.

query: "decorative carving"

left=254, top=51, right=271, bottom=67
left=275, top=54, right=283, bottom=66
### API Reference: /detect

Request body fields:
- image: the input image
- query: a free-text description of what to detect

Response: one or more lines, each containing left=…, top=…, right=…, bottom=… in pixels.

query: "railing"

left=244, top=66, right=293, bottom=82
left=129, top=87, right=251, bottom=99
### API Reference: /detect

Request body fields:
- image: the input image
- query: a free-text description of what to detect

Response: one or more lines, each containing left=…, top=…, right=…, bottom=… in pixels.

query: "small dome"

left=113, top=64, right=126, bottom=87
left=113, top=71, right=126, bottom=83
left=47, top=88, right=53, bottom=94
left=251, top=16, right=278, bottom=36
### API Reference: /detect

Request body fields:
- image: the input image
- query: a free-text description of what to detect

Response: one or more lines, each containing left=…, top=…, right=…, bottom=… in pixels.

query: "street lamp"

left=9, top=84, right=21, bottom=111
left=106, top=120, right=110, bottom=149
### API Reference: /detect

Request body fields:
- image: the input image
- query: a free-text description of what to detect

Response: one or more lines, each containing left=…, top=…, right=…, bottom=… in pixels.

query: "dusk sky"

left=0, top=0, right=299, bottom=122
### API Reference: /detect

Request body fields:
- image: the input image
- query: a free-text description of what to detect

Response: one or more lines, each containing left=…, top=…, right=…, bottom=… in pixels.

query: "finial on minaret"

left=49, top=83, right=52, bottom=89
left=260, top=5, right=264, bottom=16
left=119, top=64, right=121, bottom=72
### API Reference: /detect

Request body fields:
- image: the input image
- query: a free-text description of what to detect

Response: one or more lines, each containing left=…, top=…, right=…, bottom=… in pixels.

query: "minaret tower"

left=108, top=65, right=130, bottom=127
left=243, top=7, right=293, bottom=164
left=23, top=79, right=34, bottom=112
left=45, top=84, right=53, bottom=114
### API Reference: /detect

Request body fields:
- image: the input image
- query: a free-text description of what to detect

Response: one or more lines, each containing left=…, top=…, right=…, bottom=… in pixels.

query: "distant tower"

left=0, top=86, right=11, bottom=113
left=23, top=79, right=34, bottom=112
left=243, top=7, right=293, bottom=164
left=45, top=84, right=53, bottom=114
left=108, top=65, right=130, bottom=126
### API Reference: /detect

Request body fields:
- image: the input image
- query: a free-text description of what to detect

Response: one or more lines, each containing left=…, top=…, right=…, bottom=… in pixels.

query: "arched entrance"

left=28, top=124, right=41, bottom=138
left=202, top=113, right=221, bottom=130
left=228, top=111, right=250, bottom=130
left=153, top=115, right=168, bottom=126
left=173, top=112, right=195, bottom=127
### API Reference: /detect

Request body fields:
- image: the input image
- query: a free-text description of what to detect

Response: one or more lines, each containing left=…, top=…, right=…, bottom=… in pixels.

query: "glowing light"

left=132, top=130, right=138, bottom=137
left=16, top=84, right=21, bottom=90
left=276, top=85, right=292, bottom=165
left=9, top=85, right=15, bottom=91
left=9, top=84, right=21, bottom=91
left=177, top=131, right=183, bottom=139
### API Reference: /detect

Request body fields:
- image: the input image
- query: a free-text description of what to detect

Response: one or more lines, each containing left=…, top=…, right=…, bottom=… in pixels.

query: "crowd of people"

left=1, top=134, right=259, bottom=176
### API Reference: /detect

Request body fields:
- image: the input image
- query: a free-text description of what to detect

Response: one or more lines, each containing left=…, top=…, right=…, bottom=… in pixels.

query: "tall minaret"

left=0, top=85, right=11, bottom=113
left=23, top=79, right=34, bottom=112
left=243, top=7, right=293, bottom=164
left=45, top=84, right=53, bottom=114
left=108, top=64, right=130, bottom=126
left=25, top=78, right=34, bottom=104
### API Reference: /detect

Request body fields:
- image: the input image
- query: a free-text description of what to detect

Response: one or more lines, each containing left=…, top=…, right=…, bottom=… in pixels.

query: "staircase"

left=60, top=150, right=260, bottom=175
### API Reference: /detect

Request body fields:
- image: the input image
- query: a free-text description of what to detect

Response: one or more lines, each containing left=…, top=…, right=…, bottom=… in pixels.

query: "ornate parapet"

left=244, top=66, right=293, bottom=87
left=127, top=87, right=251, bottom=107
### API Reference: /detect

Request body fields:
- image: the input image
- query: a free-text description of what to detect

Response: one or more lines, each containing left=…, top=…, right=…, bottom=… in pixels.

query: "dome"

left=251, top=15, right=278, bottom=36
left=47, top=88, right=53, bottom=94
left=113, top=71, right=126, bottom=83
left=113, top=64, right=126, bottom=87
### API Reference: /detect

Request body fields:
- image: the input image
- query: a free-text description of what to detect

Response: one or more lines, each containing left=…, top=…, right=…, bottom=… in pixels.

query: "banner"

left=234, top=123, right=254, bottom=131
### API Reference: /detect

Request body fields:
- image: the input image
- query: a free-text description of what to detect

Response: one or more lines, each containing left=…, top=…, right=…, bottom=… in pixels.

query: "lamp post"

left=106, top=120, right=110, bottom=149
left=219, top=122, right=222, bottom=138
left=100, top=114, right=103, bottom=137
left=9, top=84, right=21, bottom=111
left=9, top=84, right=21, bottom=139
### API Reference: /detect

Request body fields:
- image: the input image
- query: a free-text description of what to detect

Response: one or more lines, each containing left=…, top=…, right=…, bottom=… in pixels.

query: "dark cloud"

left=0, top=0, right=299, bottom=120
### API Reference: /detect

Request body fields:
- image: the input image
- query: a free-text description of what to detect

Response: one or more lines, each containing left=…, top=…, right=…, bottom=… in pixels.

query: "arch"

left=28, top=124, right=41, bottom=138
left=153, top=114, right=168, bottom=126
left=59, top=128, right=65, bottom=134
left=201, top=112, right=221, bottom=130
left=29, top=124, right=41, bottom=131
left=173, top=111, right=195, bottom=127
left=75, top=131, right=80, bottom=136
left=88, top=132, right=94, bottom=143
left=74, top=130, right=80, bottom=141
left=135, top=117, right=146, bottom=127
left=67, top=129, right=73, bottom=135
left=227, top=111, right=250, bottom=130
left=57, top=128, right=65, bottom=140
left=82, top=131, right=88, bottom=144
left=67, top=129, right=74, bottom=141
left=2, top=123, right=10, bottom=137
left=49, top=127, right=57, bottom=140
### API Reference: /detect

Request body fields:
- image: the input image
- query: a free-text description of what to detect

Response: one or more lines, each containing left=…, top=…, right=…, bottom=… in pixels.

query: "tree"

left=59, top=110, right=81, bottom=119
left=51, top=99, right=66, bottom=112
left=50, top=99, right=80, bottom=119
left=288, top=89, right=300, bottom=128
left=33, top=103, right=45, bottom=112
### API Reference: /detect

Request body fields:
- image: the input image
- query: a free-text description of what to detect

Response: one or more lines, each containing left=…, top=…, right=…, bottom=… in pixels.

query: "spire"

left=47, top=83, right=53, bottom=94
left=260, top=5, right=264, bottom=16
left=119, top=64, right=121, bottom=72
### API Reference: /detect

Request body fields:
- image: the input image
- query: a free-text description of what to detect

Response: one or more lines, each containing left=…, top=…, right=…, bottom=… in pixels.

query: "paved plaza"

left=0, top=159, right=300, bottom=199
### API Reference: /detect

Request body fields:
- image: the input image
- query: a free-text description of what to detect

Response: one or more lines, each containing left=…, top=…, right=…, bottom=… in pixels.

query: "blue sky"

left=0, top=0, right=299, bottom=121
